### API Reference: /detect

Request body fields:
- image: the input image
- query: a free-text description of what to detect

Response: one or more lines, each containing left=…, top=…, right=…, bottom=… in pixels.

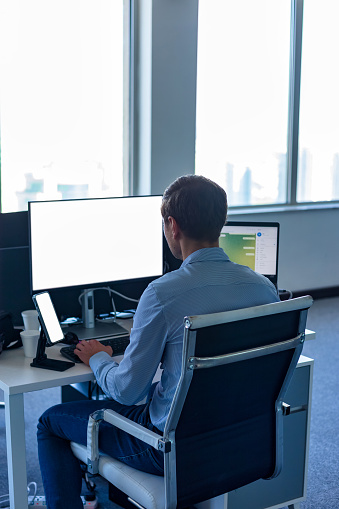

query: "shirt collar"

left=181, top=247, right=230, bottom=267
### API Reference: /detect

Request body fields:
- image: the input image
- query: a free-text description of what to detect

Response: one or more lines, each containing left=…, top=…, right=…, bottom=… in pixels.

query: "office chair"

left=71, top=295, right=313, bottom=509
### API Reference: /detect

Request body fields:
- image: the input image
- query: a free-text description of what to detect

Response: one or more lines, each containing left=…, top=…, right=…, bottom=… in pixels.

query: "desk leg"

left=4, top=392, right=28, bottom=509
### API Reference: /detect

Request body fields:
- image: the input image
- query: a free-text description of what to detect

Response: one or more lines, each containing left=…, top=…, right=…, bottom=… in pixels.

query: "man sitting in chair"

left=37, top=175, right=279, bottom=509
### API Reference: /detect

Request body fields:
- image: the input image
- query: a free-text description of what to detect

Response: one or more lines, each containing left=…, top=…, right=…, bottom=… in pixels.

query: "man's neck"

left=181, top=239, right=219, bottom=261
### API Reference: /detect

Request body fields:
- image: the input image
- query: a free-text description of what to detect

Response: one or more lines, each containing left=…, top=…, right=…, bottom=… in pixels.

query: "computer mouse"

left=63, top=331, right=79, bottom=345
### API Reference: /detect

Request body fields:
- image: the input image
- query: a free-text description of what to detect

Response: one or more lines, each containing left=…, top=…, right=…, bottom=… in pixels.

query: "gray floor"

left=298, top=297, right=339, bottom=509
left=0, top=296, right=338, bottom=508
left=0, top=386, right=118, bottom=508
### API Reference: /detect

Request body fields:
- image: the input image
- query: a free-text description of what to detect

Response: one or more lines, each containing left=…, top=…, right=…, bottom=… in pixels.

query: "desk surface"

left=305, top=328, right=315, bottom=341
left=0, top=328, right=315, bottom=396
left=0, top=344, right=118, bottom=395
left=0, top=319, right=131, bottom=395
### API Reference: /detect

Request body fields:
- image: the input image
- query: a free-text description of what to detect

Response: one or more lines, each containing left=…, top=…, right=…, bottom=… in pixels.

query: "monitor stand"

left=66, top=321, right=129, bottom=341
left=68, top=289, right=130, bottom=341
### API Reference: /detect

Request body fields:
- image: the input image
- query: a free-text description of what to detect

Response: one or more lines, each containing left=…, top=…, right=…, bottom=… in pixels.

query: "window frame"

left=0, top=0, right=132, bottom=214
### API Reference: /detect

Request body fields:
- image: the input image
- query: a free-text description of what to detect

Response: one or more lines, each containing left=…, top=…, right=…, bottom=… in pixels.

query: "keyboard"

left=60, top=335, right=130, bottom=364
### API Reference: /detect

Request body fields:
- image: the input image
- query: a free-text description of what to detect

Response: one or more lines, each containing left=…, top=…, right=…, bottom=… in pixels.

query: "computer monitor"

left=29, top=195, right=163, bottom=338
left=219, top=221, right=280, bottom=289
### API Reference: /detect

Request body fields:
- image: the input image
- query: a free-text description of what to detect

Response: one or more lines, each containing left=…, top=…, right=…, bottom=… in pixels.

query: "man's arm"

left=87, top=284, right=168, bottom=405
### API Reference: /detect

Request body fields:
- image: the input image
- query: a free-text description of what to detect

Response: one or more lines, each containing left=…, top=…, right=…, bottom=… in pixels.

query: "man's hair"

left=161, top=175, right=227, bottom=242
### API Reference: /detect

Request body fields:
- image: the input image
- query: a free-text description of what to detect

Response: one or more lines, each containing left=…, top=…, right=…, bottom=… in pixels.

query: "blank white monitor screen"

left=29, top=196, right=163, bottom=292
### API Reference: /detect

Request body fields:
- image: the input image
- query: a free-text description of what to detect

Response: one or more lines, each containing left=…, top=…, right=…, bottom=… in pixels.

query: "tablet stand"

left=30, top=328, right=75, bottom=371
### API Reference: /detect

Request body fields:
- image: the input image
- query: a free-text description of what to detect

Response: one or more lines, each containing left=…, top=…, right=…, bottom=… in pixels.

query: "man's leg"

left=37, top=399, right=163, bottom=509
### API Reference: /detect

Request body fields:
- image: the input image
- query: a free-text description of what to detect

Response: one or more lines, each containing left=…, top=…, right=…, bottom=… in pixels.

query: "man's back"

left=147, top=247, right=279, bottom=430
left=153, top=247, right=278, bottom=324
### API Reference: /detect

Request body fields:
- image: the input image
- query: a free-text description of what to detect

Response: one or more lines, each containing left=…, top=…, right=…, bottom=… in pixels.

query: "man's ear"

left=168, top=216, right=181, bottom=239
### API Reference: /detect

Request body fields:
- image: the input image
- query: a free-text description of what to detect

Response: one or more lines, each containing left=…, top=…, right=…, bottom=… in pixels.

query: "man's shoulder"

left=148, top=256, right=276, bottom=300
left=230, top=263, right=279, bottom=291
left=150, top=267, right=183, bottom=290
left=147, top=266, right=191, bottom=304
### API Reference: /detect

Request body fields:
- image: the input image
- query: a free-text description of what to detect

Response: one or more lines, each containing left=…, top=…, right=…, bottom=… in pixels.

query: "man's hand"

left=74, top=339, right=113, bottom=366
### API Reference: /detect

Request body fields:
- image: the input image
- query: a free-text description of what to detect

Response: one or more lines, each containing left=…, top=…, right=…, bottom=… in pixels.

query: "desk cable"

left=0, top=481, right=37, bottom=508
left=278, top=288, right=293, bottom=299
left=78, top=286, right=139, bottom=323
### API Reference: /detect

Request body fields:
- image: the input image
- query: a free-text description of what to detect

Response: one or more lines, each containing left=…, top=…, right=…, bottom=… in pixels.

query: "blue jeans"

left=37, top=398, right=164, bottom=509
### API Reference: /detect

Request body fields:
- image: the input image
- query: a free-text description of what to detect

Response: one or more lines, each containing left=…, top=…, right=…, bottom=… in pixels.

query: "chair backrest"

left=163, top=296, right=313, bottom=508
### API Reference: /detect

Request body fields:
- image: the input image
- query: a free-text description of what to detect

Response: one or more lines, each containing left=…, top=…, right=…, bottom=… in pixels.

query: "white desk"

left=0, top=330, right=315, bottom=509
left=0, top=343, right=123, bottom=509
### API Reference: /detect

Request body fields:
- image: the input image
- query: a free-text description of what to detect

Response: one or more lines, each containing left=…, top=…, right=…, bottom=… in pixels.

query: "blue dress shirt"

left=90, top=248, right=279, bottom=431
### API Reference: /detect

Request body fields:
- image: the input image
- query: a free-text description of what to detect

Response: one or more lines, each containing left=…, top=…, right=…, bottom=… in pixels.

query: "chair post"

left=87, top=410, right=104, bottom=474
left=163, top=325, right=197, bottom=509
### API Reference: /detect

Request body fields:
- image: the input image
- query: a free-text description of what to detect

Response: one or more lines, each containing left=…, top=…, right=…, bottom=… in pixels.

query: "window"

left=297, top=0, right=339, bottom=202
left=195, top=0, right=291, bottom=207
left=0, top=0, right=126, bottom=213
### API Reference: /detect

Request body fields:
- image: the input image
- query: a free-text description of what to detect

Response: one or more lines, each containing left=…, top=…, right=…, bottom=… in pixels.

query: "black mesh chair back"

left=163, top=296, right=313, bottom=508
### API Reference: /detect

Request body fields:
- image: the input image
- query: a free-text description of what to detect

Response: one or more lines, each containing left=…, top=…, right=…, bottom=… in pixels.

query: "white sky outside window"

left=0, top=0, right=124, bottom=212
left=297, top=0, right=339, bottom=202
left=195, top=0, right=291, bottom=206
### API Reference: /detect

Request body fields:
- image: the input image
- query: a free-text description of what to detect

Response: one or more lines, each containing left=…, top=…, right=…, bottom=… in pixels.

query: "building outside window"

left=0, top=0, right=126, bottom=213
left=195, top=0, right=291, bottom=207
left=2, top=0, right=338, bottom=213
left=196, top=0, right=339, bottom=207
left=297, top=0, right=339, bottom=202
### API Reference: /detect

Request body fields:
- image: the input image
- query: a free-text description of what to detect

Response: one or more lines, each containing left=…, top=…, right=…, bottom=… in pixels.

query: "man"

left=37, top=175, right=279, bottom=509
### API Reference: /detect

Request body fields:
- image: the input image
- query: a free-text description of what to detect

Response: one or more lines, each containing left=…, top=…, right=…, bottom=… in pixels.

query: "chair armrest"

left=102, top=409, right=165, bottom=450
left=86, top=408, right=170, bottom=474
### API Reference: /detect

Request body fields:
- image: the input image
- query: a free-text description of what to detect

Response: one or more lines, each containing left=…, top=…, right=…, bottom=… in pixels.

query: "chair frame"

left=78, top=295, right=313, bottom=509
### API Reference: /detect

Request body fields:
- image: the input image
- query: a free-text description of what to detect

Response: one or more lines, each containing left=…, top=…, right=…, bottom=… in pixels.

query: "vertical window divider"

left=124, top=0, right=134, bottom=196
left=286, top=0, right=304, bottom=205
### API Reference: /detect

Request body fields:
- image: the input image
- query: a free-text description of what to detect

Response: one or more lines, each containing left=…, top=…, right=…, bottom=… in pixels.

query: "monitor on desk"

left=28, top=195, right=164, bottom=338
left=219, top=221, right=280, bottom=289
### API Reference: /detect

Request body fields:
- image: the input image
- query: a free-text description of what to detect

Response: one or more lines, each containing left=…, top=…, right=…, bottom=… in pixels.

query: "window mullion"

left=124, top=0, right=134, bottom=196
left=287, top=0, right=304, bottom=205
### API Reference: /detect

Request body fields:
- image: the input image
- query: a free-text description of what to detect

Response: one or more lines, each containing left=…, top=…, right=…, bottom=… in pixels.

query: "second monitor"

left=219, top=221, right=280, bottom=290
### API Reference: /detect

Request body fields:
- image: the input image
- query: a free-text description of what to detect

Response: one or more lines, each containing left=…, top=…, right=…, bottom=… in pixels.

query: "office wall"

left=133, top=0, right=198, bottom=196
left=229, top=207, right=339, bottom=293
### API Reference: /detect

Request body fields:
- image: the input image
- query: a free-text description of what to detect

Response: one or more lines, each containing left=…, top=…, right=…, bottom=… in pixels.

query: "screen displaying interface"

left=219, top=222, right=279, bottom=282
left=33, top=291, right=64, bottom=344
left=29, top=195, right=163, bottom=292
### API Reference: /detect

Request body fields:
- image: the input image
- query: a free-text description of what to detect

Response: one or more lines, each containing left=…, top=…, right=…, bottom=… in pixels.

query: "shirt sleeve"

left=89, top=283, right=168, bottom=405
